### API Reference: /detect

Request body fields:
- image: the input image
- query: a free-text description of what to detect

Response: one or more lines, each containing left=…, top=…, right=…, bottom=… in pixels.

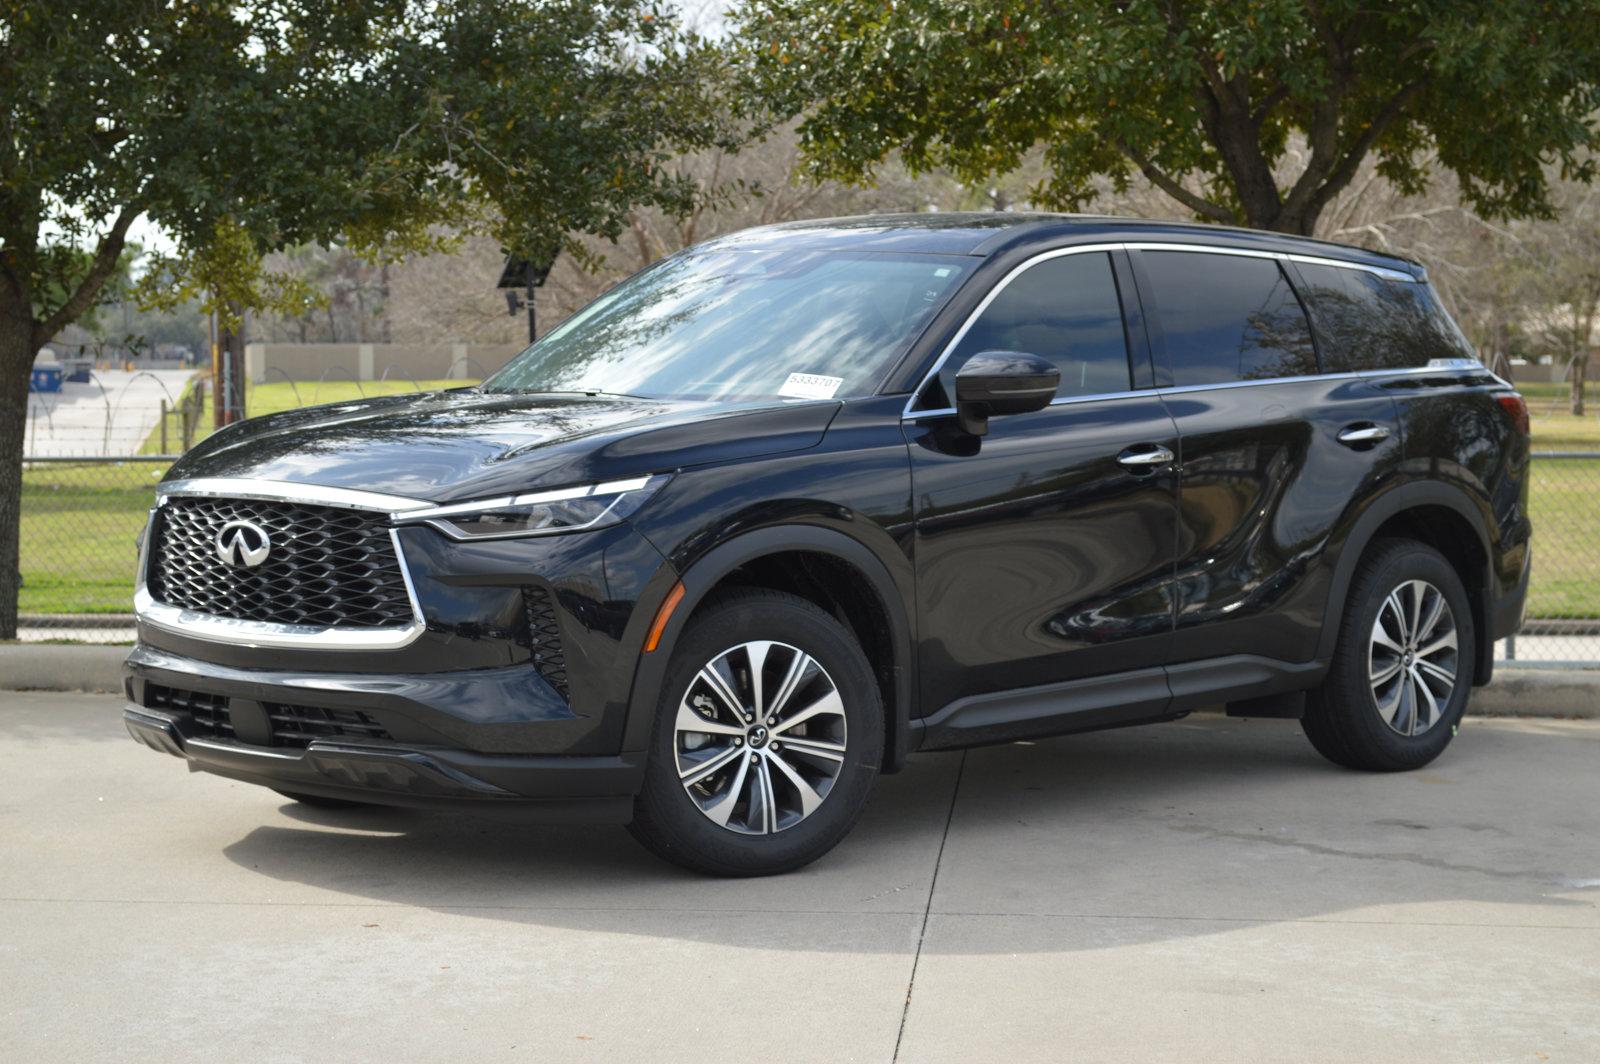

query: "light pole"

left=497, top=252, right=558, bottom=345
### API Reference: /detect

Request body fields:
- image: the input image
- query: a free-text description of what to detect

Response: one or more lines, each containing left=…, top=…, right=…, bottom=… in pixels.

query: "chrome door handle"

left=1117, top=445, right=1175, bottom=468
left=1337, top=424, right=1391, bottom=447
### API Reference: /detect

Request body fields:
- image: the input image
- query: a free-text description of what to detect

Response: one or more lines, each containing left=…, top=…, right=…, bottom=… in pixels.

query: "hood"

left=164, top=389, right=841, bottom=503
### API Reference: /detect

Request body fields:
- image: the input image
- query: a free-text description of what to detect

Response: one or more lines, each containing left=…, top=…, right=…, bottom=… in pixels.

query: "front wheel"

left=628, top=590, right=883, bottom=876
left=1302, top=539, right=1475, bottom=771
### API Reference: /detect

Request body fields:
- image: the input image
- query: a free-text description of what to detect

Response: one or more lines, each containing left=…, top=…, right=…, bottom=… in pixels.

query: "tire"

left=628, top=589, right=884, bottom=876
left=1302, top=538, right=1476, bottom=771
left=271, top=789, right=371, bottom=809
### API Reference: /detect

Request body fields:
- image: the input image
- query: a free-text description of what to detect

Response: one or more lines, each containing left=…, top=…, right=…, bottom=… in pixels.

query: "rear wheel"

left=1302, top=539, right=1475, bottom=771
left=629, top=590, right=883, bottom=876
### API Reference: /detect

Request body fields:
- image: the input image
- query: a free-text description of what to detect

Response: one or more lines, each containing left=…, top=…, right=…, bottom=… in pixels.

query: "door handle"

left=1117, top=444, right=1175, bottom=469
left=1337, top=423, right=1391, bottom=447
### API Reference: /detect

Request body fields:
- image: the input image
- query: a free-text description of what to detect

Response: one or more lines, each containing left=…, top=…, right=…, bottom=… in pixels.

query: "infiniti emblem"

left=215, top=520, right=272, bottom=569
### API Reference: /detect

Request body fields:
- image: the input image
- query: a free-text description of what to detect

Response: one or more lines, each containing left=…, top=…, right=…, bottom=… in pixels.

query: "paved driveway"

left=2, top=692, right=1596, bottom=1062
left=25, top=368, right=196, bottom=456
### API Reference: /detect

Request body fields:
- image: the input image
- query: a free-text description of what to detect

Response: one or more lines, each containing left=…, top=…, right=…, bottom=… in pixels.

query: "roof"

left=695, top=212, right=1424, bottom=278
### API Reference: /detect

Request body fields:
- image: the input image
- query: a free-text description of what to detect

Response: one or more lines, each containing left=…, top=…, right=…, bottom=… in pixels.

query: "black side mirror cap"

left=953, top=351, right=1060, bottom=436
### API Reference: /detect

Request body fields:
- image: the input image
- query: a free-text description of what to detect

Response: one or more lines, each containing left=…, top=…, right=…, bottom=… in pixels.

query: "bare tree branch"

left=34, top=205, right=138, bottom=343
left=1115, top=140, right=1237, bottom=224
left=1304, top=77, right=1430, bottom=222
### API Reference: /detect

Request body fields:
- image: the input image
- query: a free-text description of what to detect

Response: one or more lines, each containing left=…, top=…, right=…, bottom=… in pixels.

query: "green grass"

left=20, top=460, right=168, bottom=614
left=1524, top=457, right=1600, bottom=620
left=1521, top=383, right=1600, bottom=451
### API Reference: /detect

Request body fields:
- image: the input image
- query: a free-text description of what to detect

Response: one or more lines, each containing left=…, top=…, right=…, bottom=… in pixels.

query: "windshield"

left=483, top=248, right=973, bottom=402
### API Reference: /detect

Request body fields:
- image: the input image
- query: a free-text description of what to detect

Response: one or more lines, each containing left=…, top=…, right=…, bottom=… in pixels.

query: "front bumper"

left=122, top=645, right=644, bottom=822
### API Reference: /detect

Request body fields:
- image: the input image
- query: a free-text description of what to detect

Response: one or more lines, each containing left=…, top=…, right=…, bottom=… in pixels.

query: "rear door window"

left=1294, top=263, right=1476, bottom=372
left=937, top=251, right=1132, bottom=404
left=1139, top=251, right=1318, bottom=385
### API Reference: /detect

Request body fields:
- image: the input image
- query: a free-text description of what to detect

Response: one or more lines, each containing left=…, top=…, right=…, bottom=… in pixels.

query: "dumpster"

left=63, top=358, right=92, bottom=383
left=29, top=364, right=63, bottom=393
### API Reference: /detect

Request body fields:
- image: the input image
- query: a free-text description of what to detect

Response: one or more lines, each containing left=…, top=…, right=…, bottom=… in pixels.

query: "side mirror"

left=953, top=351, right=1060, bottom=436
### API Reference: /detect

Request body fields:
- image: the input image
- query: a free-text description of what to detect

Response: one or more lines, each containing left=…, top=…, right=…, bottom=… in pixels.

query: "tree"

left=734, top=0, right=1600, bottom=236
left=1514, top=184, right=1600, bottom=415
left=0, top=0, right=734, bottom=638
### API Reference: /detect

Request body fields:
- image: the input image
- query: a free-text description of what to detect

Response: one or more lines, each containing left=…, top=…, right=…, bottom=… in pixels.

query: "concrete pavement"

left=2, top=692, right=1596, bottom=1062
left=25, top=367, right=196, bottom=456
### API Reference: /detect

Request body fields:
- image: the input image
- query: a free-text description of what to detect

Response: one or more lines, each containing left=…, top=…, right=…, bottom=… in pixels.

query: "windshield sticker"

left=779, top=372, right=845, bottom=400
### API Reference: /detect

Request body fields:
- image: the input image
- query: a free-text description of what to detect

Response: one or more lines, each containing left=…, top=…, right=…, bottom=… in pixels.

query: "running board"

left=910, top=655, right=1325, bottom=751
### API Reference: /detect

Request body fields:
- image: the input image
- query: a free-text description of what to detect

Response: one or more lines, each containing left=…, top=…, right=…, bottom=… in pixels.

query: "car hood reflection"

left=164, top=389, right=841, bottom=503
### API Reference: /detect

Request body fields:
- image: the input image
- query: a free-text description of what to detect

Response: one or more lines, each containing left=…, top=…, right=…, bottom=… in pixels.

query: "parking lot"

left=3, top=691, right=1596, bottom=1062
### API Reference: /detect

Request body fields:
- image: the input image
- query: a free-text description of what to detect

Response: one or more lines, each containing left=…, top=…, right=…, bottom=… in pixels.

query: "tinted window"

left=1141, top=251, right=1317, bottom=385
left=486, top=249, right=972, bottom=402
left=939, top=251, right=1131, bottom=403
left=1295, top=264, right=1476, bottom=372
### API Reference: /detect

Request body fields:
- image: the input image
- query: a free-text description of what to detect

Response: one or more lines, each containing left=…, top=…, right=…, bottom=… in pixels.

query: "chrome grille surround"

left=135, top=479, right=430, bottom=651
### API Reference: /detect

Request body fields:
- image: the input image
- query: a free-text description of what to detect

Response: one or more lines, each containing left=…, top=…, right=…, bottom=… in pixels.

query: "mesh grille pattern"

left=147, top=684, right=232, bottom=740
left=149, top=497, right=414, bottom=628
left=522, top=586, right=569, bottom=698
left=265, top=703, right=392, bottom=749
left=146, top=684, right=393, bottom=748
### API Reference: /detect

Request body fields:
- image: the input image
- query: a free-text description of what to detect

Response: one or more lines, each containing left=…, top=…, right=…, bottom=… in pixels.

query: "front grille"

left=148, top=496, right=414, bottom=628
left=145, top=684, right=393, bottom=749
left=265, top=703, right=392, bottom=749
left=522, top=586, right=569, bottom=699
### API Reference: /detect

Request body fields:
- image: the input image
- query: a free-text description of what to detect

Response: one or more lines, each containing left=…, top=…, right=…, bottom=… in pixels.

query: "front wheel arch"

left=619, top=524, right=914, bottom=770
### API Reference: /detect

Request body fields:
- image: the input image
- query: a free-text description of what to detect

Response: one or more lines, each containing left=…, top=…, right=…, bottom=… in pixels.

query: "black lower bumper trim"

left=123, top=706, right=641, bottom=823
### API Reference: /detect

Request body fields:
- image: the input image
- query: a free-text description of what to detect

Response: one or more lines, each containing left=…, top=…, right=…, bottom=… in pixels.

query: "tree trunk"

left=1572, top=351, right=1588, bottom=418
left=214, top=303, right=248, bottom=426
left=0, top=308, right=37, bottom=640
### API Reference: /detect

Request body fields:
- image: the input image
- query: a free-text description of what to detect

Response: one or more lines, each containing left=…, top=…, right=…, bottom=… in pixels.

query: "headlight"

left=396, top=475, right=668, bottom=541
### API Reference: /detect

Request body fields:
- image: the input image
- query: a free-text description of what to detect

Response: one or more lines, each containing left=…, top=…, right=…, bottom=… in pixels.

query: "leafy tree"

left=1514, top=183, right=1600, bottom=415
left=734, top=0, right=1600, bottom=236
left=0, top=0, right=734, bottom=637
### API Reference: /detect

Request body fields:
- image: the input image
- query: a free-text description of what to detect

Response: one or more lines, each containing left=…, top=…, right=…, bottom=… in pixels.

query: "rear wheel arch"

left=621, top=525, right=914, bottom=771
left=1319, top=483, right=1495, bottom=684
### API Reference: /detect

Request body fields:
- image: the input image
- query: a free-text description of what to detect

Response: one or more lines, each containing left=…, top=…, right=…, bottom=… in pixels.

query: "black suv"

left=124, top=214, right=1532, bottom=875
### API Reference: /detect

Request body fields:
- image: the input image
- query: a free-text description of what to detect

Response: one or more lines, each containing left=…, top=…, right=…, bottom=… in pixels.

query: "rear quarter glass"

left=1294, top=264, right=1476, bottom=372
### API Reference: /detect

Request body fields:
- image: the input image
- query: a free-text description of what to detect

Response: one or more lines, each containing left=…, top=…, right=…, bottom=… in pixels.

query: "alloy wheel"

left=1368, top=579, right=1459, bottom=737
left=674, top=640, right=848, bottom=835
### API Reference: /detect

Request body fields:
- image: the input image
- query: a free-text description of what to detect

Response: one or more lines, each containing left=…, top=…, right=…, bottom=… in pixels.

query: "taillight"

left=1495, top=393, right=1529, bottom=436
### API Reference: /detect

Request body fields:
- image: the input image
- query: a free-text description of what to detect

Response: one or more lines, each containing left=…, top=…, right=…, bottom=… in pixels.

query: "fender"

left=618, top=524, right=916, bottom=772
left=1315, top=478, right=1496, bottom=678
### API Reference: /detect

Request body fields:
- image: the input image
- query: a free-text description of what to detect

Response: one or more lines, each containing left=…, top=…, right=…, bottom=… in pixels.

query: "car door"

left=903, top=248, right=1181, bottom=716
left=1128, top=247, right=1403, bottom=669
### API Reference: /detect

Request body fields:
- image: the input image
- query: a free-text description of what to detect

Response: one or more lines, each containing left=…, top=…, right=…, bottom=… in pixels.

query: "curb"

left=1472, top=669, right=1599, bottom=719
left=0, top=645, right=128, bottom=694
left=1, top=645, right=1594, bottom=716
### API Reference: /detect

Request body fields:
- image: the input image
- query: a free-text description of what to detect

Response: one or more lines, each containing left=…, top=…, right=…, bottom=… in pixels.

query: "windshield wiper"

left=485, top=387, right=654, bottom=401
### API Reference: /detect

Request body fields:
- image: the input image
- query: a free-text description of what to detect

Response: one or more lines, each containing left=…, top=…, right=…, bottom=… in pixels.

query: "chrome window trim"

left=1124, top=242, right=1418, bottom=283
left=901, top=243, right=1128, bottom=418
left=906, top=388, right=1151, bottom=420
left=137, top=481, right=429, bottom=651
left=901, top=240, right=1437, bottom=419
left=904, top=365, right=1488, bottom=420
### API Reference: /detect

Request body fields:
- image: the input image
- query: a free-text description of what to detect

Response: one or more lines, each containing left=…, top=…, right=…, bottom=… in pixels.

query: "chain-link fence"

left=15, top=452, right=1600, bottom=668
left=18, top=456, right=172, bottom=641
left=1500, top=452, right=1600, bottom=668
